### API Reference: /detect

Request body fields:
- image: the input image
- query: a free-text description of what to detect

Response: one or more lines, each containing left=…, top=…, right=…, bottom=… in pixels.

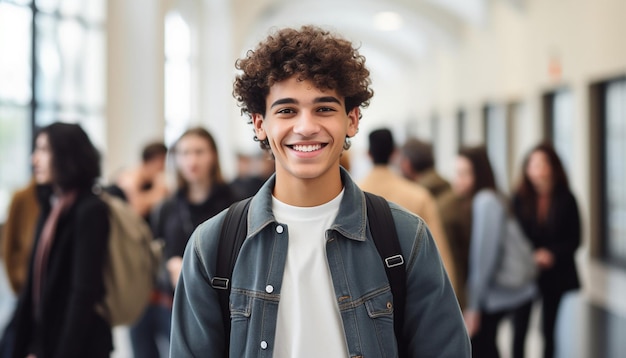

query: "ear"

left=346, top=107, right=360, bottom=137
left=252, top=113, right=266, bottom=141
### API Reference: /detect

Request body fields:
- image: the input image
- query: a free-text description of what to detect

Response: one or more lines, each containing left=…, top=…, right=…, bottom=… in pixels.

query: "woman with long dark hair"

left=454, top=145, right=536, bottom=358
left=129, top=126, right=237, bottom=358
left=12, top=122, right=111, bottom=358
left=511, top=142, right=581, bottom=358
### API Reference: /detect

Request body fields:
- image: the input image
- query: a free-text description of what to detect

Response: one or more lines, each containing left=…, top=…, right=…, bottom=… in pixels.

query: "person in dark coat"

left=129, top=127, right=237, bottom=358
left=11, top=122, right=111, bottom=358
left=511, top=141, right=581, bottom=358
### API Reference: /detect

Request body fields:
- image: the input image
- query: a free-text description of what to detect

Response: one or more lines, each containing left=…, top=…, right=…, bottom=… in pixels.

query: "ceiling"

left=239, top=0, right=489, bottom=70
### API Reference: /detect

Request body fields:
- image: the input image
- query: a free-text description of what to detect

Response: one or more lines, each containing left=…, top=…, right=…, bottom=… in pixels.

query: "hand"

left=463, top=310, right=481, bottom=337
left=534, top=248, right=555, bottom=269
left=167, top=256, right=184, bottom=287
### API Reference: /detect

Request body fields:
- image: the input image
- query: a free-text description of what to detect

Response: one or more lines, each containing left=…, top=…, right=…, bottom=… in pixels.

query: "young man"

left=170, top=25, right=470, bottom=357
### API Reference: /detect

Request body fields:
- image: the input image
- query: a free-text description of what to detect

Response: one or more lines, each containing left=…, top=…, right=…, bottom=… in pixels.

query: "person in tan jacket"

left=399, top=137, right=472, bottom=309
left=358, top=128, right=457, bottom=294
left=1, top=178, right=40, bottom=295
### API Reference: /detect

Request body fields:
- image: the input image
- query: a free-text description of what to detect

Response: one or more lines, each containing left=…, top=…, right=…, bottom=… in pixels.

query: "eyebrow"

left=269, top=96, right=342, bottom=109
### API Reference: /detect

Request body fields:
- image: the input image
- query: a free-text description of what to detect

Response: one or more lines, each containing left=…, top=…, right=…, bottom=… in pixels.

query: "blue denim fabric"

left=170, top=168, right=470, bottom=358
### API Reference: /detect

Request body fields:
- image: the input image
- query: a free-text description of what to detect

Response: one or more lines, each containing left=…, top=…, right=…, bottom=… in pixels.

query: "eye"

left=276, top=107, right=296, bottom=115
left=317, top=106, right=337, bottom=113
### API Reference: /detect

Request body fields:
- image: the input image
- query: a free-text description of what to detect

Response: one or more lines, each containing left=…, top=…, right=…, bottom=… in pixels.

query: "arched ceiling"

left=237, top=0, right=487, bottom=70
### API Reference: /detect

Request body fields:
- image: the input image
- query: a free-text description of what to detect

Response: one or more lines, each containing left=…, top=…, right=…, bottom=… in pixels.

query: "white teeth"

left=292, top=144, right=322, bottom=152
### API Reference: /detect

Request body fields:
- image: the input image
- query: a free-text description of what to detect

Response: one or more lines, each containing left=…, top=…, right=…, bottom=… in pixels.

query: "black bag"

left=211, top=192, right=407, bottom=357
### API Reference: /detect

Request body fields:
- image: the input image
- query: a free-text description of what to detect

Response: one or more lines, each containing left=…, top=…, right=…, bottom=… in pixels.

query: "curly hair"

left=233, top=25, right=374, bottom=150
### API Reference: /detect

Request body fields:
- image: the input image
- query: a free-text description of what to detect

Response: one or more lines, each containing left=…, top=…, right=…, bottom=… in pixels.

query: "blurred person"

left=454, top=145, right=536, bottom=358
left=107, top=141, right=169, bottom=220
left=358, top=128, right=457, bottom=290
left=0, top=179, right=40, bottom=357
left=130, top=127, right=237, bottom=358
left=229, top=150, right=274, bottom=201
left=11, top=122, right=112, bottom=358
left=1, top=178, right=40, bottom=295
left=399, top=137, right=471, bottom=308
left=511, top=142, right=581, bottom=358
left=170, top=25, right=470, bottom=357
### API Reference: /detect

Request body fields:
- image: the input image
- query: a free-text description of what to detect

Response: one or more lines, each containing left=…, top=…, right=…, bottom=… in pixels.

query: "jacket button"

left=265, top=285, right=274, bottom=293
left=276, top=225, right=284, bottom=234
left=260, top=341, right=268, bottom=350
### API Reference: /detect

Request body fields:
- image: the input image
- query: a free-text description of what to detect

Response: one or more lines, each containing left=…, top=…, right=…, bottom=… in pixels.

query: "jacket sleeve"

left=170, top=213, right=227, bottom=357
left=416, top=192, right=458, bottom=295
left=466, top=191, right=506, bottom=311
left=395, top=207, right=471, bottom=357
left=56, top=196, right=110, bottom=357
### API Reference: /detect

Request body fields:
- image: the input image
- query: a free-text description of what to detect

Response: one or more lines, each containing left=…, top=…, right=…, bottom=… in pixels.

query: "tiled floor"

left=2, top=258, right=626, bottom=358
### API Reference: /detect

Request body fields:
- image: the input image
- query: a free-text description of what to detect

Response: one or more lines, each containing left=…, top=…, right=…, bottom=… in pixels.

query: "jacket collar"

left=246, top=167, right=368, bottom=242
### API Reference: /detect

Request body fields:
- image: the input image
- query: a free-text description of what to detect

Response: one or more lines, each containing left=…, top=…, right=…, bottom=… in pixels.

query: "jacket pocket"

left=364, top=290, right=397, bottom=358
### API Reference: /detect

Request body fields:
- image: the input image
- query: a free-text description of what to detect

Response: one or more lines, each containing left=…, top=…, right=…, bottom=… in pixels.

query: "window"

left=0, top=1, right=33, bottom=221
left=483, top=103, right=510, bottom=193
left=456, top=108, right=466, bottom=149
left=543, top=88, right=574, bottom=176
left=604, top=79, right=626, bottom=264
left=0, top=0, right=106, bottom=222
left=164, top=11, right=192, bottom=146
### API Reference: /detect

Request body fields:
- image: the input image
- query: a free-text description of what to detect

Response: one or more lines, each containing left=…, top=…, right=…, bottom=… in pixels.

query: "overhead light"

left=374, top=11, right=403, bottom=31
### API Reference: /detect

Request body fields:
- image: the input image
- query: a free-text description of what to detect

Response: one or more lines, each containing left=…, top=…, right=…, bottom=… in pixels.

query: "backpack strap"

left=364, top=192, right=407, bottom=357
left=213, top=193, right=407, bottom=356
left=211, top=197, right=252, bottom=355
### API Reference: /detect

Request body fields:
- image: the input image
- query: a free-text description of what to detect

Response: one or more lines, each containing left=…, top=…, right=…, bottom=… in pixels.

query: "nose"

left=293, top=112, right=320, bottom=137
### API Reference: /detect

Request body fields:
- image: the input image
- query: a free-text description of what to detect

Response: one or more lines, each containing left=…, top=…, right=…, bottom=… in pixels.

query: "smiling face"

left=252, top=77, right=359, bottom=199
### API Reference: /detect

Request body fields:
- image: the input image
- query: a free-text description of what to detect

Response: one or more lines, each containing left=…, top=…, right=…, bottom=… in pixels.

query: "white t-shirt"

left=272, top=190, right=348, bottom=358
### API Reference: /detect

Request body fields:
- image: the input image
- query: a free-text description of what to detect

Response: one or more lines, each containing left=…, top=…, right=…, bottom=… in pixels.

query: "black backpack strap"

left=364, top=192, right=407, bottom=357
left=212, top=197, right=252, bottom=356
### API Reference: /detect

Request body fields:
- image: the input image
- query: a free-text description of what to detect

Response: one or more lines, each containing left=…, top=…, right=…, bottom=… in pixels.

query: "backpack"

left=96, top=191, right=163, bottom=326
left=211, top=192, right=408, bottom=357
left=494, top=213, right=537, bottom=289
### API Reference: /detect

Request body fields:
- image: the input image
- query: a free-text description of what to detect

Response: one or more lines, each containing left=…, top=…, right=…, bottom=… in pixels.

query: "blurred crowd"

left=0, top=121, right=580, bottom=358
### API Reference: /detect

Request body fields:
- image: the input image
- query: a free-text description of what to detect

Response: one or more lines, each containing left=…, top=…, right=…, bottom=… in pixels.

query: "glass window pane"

left=57, top=18, right=86, bottom=107
left=59, top=0, right=81, bottom=17
left=552, top=89, right=574, bottom=175
left=8, top=0, right=33, bottom=5
left=35, top=14, right=62, bottom=106
left=0, top=3, right=32, bottom=104
left=36, top=0, right=60, bottom=14
left=165, top=12, right=191, bottom=58
left=605, top=79, right=626, bottom=262
left=0, top=105, right=31, bottom=222
left=485, top=104, right=509, bottom=193
left=35, top=106, right=83, bottom=128
left=83, top=0, right=105, bottom=23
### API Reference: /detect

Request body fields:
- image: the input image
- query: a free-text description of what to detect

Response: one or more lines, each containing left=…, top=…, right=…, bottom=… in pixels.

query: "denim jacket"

left=170, top=169, right=470, bottom=357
